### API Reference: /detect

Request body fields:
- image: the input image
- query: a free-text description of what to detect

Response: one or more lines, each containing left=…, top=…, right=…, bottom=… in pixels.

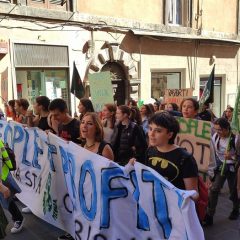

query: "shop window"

left=200, top=77, right=222, bottom=117
left=165, top=0, right=192, bottom=27
left=151, top=72, right=181, bottom=100
left=15, top=69, right=69, bottom=106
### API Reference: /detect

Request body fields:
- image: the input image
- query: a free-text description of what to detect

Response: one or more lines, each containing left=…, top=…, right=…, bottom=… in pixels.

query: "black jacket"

left=113, top=121, right=147, bottom=165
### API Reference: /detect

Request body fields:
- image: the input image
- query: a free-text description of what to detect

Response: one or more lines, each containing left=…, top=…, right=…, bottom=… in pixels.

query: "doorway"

left=101, top=62, right=127, bottom=105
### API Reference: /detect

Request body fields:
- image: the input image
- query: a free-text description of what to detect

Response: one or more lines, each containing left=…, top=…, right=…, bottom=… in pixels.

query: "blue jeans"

left=0, top=173, right=22, bottom=222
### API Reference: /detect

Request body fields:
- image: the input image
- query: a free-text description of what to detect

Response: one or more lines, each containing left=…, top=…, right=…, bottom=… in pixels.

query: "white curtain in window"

left=166, top=0, right=182, bottom=25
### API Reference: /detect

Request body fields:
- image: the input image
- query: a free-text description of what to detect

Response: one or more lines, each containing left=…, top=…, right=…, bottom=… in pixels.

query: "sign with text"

left=89, top=71, right=114, bottom=112
left=0, top=120, right=204, bottom=240
left=165, top=88, right=193, bottom=107
left=1, top=68, right=8, bottom=103
left=176, top=117, right=211, bottom=172
left=0, top=41, right=8, bottom=54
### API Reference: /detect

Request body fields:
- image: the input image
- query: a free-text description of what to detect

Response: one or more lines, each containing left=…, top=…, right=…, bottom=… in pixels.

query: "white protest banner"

left=176, top=117, right=211, bottom=172
left=165, top=88, right=193, bottom=107
left=0, top=120, right=204, bottom=240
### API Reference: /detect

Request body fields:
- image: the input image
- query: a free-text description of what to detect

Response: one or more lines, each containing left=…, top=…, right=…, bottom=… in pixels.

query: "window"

left=151, top=72, right=181, bottom=100
left=26, top=0, right=72, bottom=11
left=200, top=77, right=222, bottom=117
left=15, top=69, right=69, bottom=106
left=165, top=0, right=192, bottom=26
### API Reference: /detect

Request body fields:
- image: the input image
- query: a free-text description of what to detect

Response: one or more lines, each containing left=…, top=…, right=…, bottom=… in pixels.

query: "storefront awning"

left=131, top=30, right=240, bottom=45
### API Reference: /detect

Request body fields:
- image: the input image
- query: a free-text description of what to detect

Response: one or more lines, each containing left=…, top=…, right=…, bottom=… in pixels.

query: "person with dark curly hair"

left=78, top=98, right=94, bottom=122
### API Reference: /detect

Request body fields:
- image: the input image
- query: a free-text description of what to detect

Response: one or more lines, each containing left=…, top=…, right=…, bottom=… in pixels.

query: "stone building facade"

left=0, top=0, right=239, bottom=116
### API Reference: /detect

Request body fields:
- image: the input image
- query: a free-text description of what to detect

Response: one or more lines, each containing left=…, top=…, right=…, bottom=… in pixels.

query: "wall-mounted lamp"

left=209, top=55, right=216, bottom=65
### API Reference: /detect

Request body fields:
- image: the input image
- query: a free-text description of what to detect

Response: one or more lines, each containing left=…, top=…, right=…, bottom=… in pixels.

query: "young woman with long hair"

left=101, top=103, right=117, bottom=144
left=80, top=112, right=114, bottom=160
left=78, top=98, right=94, bottom=122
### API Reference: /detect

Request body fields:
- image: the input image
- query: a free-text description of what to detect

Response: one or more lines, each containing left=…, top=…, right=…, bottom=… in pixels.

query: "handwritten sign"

left=0, top=120, right=204, bottom=240
left=165, top=88, right=193, bottom=107
left=176, top=117, right=211, bottom=172
left=89, top=71, right=114, bottom=112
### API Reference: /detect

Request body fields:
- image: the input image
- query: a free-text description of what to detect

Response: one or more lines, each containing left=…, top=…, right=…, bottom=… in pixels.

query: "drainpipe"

left=237, top=0, right=240, bottom=86
left=138, top=36, right=142, bottom=101
left=72, top=0, right=77, bottom=12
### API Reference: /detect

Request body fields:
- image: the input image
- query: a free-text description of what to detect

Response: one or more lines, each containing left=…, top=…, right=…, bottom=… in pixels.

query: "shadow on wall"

left=120, top=31, right=239, bottom=58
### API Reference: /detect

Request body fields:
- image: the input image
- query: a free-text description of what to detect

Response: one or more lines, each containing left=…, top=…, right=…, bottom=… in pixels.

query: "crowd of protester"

left=0, top=95, right=239, bottom=239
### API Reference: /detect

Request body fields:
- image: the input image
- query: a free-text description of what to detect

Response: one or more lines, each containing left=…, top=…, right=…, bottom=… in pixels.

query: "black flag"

left=199, top=64, right=215, bottom=107
left=71, top=61, right=85, bottom=99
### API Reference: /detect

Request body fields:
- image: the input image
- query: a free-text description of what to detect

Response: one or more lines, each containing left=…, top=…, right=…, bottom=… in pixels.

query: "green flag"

left=71, top=61, right=85, bottom=99
left=231, top=85, right=240, bottom=133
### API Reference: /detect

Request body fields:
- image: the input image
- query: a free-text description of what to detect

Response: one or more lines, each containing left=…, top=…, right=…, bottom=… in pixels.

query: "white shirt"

left=212, top=132, right=236, bottom=163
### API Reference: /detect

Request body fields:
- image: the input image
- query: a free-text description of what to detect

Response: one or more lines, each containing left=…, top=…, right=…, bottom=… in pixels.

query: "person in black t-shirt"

left=130, top=112, right=198, bottom=194
left=50, top=99, right=81, bottom=240
left=26, top=96, right=51, bottom=131
left=146, top=112, right=198, bottom=192
left=49, top=98, right=80, bottom=144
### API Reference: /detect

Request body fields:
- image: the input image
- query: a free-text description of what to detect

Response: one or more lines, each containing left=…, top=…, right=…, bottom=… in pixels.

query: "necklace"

left=85, top=143, right=95, bottom=148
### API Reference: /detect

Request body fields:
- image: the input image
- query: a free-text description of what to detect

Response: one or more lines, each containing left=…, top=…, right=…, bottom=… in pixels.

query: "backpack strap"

left=229, top=133, right=236, bottom=150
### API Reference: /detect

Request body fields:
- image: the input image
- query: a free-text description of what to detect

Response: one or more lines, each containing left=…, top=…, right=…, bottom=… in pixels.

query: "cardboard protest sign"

left=165, top=88, right=193, bottom=107
left=0, top=120, right=204, bottom=240
left=176, top=117, right=211, bottom=172
left=88, top=71, right=114, bottom=112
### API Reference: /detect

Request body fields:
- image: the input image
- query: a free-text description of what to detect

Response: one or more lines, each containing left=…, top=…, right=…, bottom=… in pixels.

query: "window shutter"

left=49, top=0, right=62, bottom=5
left=31, top=0, right=45, bottom=3
left=14, top=44, right=69, bottom=67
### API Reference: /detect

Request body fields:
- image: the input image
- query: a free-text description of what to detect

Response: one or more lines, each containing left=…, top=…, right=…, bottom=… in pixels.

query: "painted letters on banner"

left=0, top=121, right=204, bottom=240
left=164, top=88, right=193, bottom=107
left=176, top=117, right=211, bottom=172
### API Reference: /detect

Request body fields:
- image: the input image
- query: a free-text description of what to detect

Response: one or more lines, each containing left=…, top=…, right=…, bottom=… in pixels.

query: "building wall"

left=120, top=32, right=240, bottom=115
left=200, top=0, right=238, bottom=34
left=0, top=10, right=239, bottom=116
left=77, top=0, right=164, bottom=25
left=0, top=20, right=90, bottom=112
left=77, top=0, right=238, bottom=35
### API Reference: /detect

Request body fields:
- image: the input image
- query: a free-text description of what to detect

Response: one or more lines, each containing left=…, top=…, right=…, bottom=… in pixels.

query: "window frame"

left=151, top=70, right=183, bottom=100
left=200, top=76, right=222, bottom=117
left=165, top=0, right=192, bottom=27
left=26, top=0, right=70, bottom=11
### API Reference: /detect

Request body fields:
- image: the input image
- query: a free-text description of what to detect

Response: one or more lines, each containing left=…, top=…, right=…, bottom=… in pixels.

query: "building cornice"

left=0, top=3, right=240, bottom=44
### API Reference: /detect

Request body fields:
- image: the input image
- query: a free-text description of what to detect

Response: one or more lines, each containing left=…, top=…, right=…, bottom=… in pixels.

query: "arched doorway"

left=101, top=62, right=127, bottom=105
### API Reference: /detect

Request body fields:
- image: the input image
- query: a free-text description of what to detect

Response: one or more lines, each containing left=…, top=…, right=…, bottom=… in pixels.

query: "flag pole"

left=221, top=84, right=240, bottom=176
left=74, top=89, right=77, bottom=118
left=220, top=135, right=231, bottom=176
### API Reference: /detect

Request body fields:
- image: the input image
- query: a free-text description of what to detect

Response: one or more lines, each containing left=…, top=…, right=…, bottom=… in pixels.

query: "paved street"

left=3, top=193, right=240, bottom=240
left=4, top=201, right=64, bottom=240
